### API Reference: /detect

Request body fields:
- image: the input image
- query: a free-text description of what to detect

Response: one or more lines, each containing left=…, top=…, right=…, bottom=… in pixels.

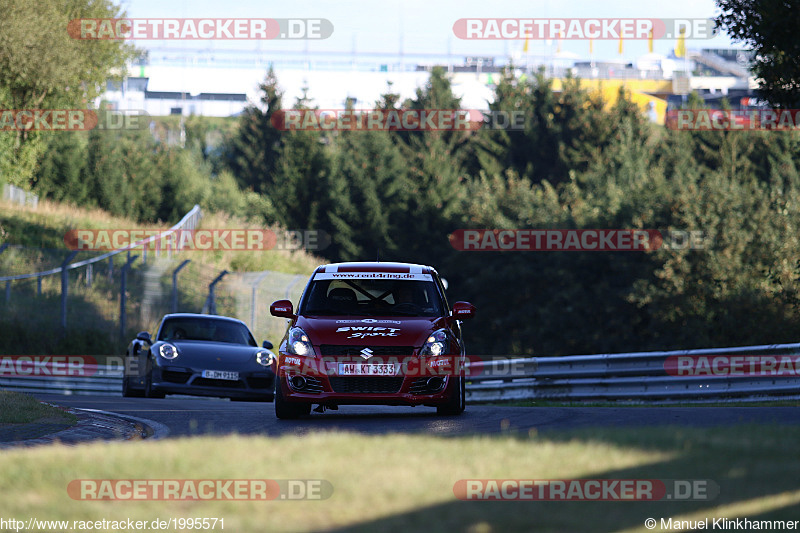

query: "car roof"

left=160, top=313, right=248, bottom=326
left=312, top=261, right=438, bottom=276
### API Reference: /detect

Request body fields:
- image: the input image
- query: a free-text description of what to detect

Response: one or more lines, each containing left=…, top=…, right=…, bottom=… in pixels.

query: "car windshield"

left=158, top=317, right=257, bottom=345
left=299, top=278, right=444, bottom=317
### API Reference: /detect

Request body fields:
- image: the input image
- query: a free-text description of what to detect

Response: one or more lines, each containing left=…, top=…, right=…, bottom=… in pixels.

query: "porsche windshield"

left=299, top=279, right=444, bottom=317
left=158, top=317, right=256, bottom=345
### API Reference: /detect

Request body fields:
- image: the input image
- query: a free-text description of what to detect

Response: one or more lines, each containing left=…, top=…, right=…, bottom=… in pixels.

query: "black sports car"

left=123, top=313, right=277, bottom=401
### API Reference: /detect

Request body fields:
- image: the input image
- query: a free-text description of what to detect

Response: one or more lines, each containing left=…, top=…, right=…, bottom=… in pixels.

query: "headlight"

left=420, top=329, right=449, bottom=356
left=256, top=350, right=275, bottom=366
left=159, top=343, right=178, bottom=360
left=287, top=327, right=314, bottom=356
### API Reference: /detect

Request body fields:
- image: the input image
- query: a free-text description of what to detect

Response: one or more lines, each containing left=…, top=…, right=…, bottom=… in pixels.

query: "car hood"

left=162, top=341, right=261, bottom=366
left=296, top=316, right=443, bottom=348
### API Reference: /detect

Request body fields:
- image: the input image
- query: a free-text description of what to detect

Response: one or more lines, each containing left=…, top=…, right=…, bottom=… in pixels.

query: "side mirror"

left=270, top=300, right=295, bottom=319
left=450, top=302, right=476, bottom=322
left=262, top=340, right=273, bottom=350
left=136, top=331, right=152, bottom=343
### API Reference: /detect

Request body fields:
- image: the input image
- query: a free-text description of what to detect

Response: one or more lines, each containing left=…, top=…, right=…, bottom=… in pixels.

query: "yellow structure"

left=551, top=78, right=671, bottom=125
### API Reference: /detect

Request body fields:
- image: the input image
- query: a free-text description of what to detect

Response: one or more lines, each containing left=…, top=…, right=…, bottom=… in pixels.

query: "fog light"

left=290, top=375, right=307, bottom=390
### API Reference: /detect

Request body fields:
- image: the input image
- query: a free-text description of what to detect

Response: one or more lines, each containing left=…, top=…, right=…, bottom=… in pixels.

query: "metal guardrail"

left=466, top=342, right=800, bottom=402
left=0, top=366, right=123, bottom=396
left=5, top=342, right=800, bottom=402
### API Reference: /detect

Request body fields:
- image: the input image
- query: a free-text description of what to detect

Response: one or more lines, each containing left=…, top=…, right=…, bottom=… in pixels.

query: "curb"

left=0, top=407, right=168, bottom=449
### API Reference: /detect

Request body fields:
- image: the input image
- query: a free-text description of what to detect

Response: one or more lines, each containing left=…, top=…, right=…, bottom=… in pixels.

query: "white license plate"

left=202, top=370, right=239, bottom=381
left=338, top=363, right=398, bottom=376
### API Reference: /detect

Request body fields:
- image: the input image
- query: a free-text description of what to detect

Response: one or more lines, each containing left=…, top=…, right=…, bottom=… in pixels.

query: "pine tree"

left=223, top=66, right=284, bottom=194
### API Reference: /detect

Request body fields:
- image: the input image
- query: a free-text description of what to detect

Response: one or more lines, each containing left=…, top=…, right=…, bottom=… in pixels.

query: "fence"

left=0, top=204, right=313, bottom=356
left=2, top=183, right=38, bottom=209
left=0, top=205, right=202, bottom=337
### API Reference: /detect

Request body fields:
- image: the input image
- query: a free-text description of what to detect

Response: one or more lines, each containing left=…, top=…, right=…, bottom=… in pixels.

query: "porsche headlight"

left=159, top=343, right=179, bottom=360
left=287, top=327, right=314, bottom=356
left=420, top=329, right=449, bottom=356
left=256, top=350, right=275, bottom=366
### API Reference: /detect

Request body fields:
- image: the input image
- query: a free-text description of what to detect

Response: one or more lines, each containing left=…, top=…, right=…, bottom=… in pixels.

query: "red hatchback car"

left=270, top=262, right=476, bottom=419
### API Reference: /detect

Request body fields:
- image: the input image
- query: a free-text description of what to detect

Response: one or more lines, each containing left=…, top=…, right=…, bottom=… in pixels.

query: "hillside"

left=0, top=198, right=321, bottom=354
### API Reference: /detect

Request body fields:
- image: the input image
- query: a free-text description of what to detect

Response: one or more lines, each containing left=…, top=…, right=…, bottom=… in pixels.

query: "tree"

left=716, top=0, right=800, bottom=108
left=268, top=89, right=333, bottom=233
left=0, top=0, right=133, bottom=110
left=223, top=67, right=284, bottom=194
left=326, top=128, right=411, bottom=261
left=0, top=0, right=135, bottom=187
left=31, top=131, right=89, bottom=203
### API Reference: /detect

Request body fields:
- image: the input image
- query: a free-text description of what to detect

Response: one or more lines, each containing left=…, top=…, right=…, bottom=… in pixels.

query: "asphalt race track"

left=32, top=394, right=800, bottom=439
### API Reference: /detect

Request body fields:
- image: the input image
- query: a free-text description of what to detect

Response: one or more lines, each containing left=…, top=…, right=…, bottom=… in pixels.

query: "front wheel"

left=144, top=363, right=165, bottom=399
left=437, top=376, right=465, bottom=416
left=274, top=379, right=311, bottom=419
left=122, top=375, right=144, bottom=397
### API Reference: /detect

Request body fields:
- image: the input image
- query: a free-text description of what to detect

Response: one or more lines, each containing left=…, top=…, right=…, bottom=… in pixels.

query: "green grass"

left=1, top=425, right=799, bottom=532
left=0, top=390, right=76, bottom=425
left=494, top=399, right=800, bottom=408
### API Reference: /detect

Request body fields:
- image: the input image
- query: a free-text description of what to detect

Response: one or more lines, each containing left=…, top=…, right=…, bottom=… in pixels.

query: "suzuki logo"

left=359, top=347, right=374, bottom=360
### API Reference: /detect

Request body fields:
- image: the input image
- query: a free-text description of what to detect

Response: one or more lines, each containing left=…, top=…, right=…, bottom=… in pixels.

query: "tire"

left=437, top=376, right=465, bottom=416
left=121, top=376, right=144, bottom=398
left=144, top=364, right=165, bottom=399
left=274, top=379, right=310, bottom=419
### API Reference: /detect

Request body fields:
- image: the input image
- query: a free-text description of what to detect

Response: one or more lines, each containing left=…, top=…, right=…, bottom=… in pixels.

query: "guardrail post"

left=250, top=271, right=271, bottom=333
left=60, top=251, right=78, bottom=330
left=119, top=255, right=139, bottom=339
left=108, top=256, right=113, bottom=281
left=205, top=270, right=228, bottom=315
left=37, top=275, right=42, bottom=296
left=86, top=263, right=93, bottom=288
left=171, top=259, right=191, bottom=313
left=142, top=242, right=147, bottom=265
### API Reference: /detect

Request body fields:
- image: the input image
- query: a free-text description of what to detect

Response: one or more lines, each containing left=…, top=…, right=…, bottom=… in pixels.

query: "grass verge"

left=0, top=390, right=77, bottom=425
left=492, top=399, right=800, bottom=408
left=1, top=425, right=799, bottom=532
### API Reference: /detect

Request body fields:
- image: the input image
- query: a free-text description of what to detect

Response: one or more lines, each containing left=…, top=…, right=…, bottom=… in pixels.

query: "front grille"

left=162, top=370, right=191, bottom=384
left=320, top=345, right=415, bottom=356
left=192, top=377, right=245, bottom=389
left=246, top=376, right=274, bottom=390
left=329, top=376, right=404, bottom=394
